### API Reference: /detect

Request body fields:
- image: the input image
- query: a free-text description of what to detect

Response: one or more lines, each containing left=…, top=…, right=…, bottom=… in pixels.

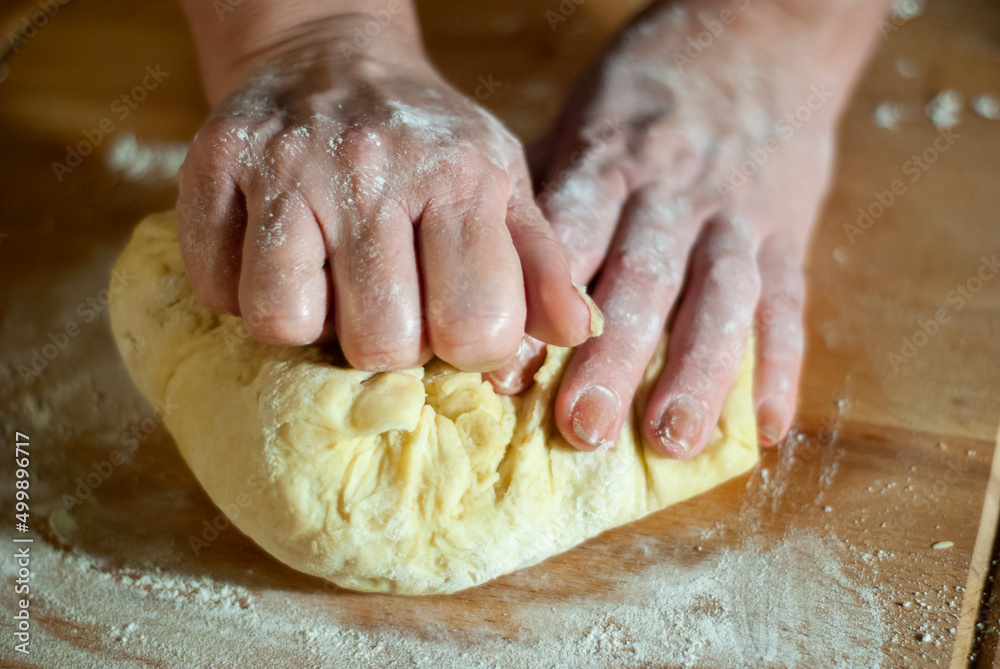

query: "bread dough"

left=109, top=213, right=759, bottom=595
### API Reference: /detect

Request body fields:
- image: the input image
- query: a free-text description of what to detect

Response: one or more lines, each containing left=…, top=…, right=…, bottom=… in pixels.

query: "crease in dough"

left=109, top=212, right=759, bottom=595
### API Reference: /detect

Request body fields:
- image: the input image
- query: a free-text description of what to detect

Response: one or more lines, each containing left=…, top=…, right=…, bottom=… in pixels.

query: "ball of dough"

left=109, top=213, right=758, bottom=595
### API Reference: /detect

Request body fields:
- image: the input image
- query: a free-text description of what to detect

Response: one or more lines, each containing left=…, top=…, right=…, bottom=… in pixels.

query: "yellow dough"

left=109, top=213, right=759, bottom=595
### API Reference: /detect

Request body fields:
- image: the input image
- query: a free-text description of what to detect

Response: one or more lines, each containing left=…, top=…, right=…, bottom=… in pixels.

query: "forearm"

left=760, top=0, right=894, bottom=111
left=178, top=0, right=425, bottom=105
left=630, top=0, right=892, bottom=125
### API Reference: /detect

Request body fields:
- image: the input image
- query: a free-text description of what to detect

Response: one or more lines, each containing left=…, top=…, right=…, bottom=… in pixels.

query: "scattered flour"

left=386, top=99, right=456, bottom=140
left=0, top=245, right=880, bottom=668
left=509, top=532, right=885, bottom=668
left=873, top=101, right=914, bottom=130
left=971, top=94, right=1000, bottom=121
left=1, top=524, right=885, bottom=669
left=891, top=0, right=925, bottom=20
left=924, top=90, right=962, bottom=130
left=61, top=550, right=255, bottom=612
left=104, top=132, right=189, bottom=183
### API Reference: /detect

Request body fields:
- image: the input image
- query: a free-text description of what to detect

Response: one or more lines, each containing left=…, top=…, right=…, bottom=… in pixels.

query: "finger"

left=420, top=179, right=525, bottom=372
left=487, top=336, right=548, bottom=395
left=331, top=200, right=424, bottom=371
left=538, top=154, right=629, bottom=282
left=506, top=196, right=598, bottom=347
left=642, top=218, right=762, bottom=459
left=176, top=117, right=250, bottom=314
left=312, top=270, right=339, bottom=345
left=753, top=235, right=805, bottom=446
left=486, top=143, right=629, bottom=391
left=238, top=188, right=329, bottom=345
left=553, top=193, right=702, bottom=451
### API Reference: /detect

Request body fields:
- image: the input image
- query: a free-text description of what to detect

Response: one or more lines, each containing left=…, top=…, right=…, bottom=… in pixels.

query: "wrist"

left=180, top=0, right=425, bottom=105
left=637, top=0, right=890, bottom=126
left=751, top=0, right=892, bottom=117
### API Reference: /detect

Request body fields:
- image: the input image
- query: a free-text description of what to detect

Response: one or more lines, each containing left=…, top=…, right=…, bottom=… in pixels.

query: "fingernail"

left=658, top=394, right=705, bottom=454
left=574, top=284, right=605, bottom=338
left=570, top=385, right=619, bottom=450
left=757, top=396, right=784, bottom=446
left=486, top=338, right=547, bottom=394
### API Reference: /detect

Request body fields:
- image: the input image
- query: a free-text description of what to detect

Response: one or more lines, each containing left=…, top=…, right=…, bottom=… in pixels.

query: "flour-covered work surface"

left=0, top=219, right=982, bottom=668
left=3, top=0, right=1000, bottom=664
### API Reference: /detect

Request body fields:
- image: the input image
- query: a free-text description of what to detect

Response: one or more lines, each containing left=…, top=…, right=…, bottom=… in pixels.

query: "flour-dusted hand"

left=176, top=0, right=595, bottom=372
left=489, top=0, right=891, bottom=457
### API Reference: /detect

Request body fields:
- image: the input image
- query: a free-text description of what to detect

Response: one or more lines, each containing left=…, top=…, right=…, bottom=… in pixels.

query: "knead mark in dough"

left=109, top=212, right=758, bottom=595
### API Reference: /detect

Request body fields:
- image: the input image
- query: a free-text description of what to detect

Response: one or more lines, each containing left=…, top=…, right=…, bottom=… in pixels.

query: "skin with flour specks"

left=175, top=0, right=891, bottom=461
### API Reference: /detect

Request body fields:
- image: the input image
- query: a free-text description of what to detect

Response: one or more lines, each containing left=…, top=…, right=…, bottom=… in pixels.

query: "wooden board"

left=1, top=0, right=999, bottom=666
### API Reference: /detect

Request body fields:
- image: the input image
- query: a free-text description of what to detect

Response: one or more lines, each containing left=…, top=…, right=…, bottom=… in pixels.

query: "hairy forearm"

left=178, top=0, right=424, bottom=104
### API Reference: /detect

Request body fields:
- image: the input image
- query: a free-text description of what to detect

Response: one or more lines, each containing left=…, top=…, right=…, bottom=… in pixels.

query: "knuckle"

left=499, top=132, right=525, bottom=160
left=188, top=117, right=253, bottom=173
left=181, top=125, right=249, bottom=228
left=433, top=313, right=522, bottom=361
left=266, top=256, right=320, bottom=288
left=505, top=205, right=550, bottom=244
left=183, top=129, right=239, bottom=185
left=705, top=251, right=760, bottom=295
left=606, top=249, right=680, bottom=292
left=342, top=330, right=421, bottom=370
left=431, top=179, right=507, bottom=217
left=175, top=182, right=234, bottom=232
left=242, top=296, right=322, bottom=345
left=336, top=126, right=385, bottom=167
left=263, top=132, right=310, bottom=176
left=195, top=116, right=249, bottom=148
left=440, top=141, right=508, bottom=179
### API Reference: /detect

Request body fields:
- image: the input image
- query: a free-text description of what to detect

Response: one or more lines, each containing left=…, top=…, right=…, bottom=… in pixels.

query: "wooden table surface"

left=1, top=0, right=999, bottom=667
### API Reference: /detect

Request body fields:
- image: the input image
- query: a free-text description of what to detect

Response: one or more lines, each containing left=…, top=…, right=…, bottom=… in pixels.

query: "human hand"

left=489, top=0, right=887, bottom=457
left=176, top=6, right=597, bottom=372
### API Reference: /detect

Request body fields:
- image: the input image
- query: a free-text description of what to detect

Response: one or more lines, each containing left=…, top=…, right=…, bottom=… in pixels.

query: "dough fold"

left=109, top=213, right=759, bottom=595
